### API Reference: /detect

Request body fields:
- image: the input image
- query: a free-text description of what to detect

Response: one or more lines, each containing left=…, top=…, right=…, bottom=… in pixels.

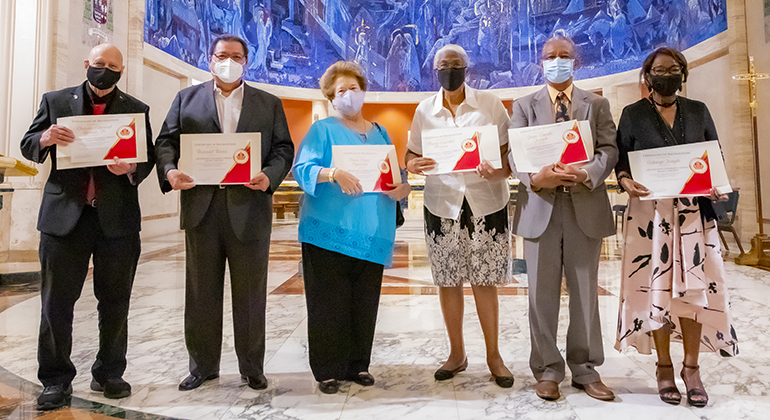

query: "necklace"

left=647, top=95, right=685, bottom=146
left=339, top=117, right=369, bottom=141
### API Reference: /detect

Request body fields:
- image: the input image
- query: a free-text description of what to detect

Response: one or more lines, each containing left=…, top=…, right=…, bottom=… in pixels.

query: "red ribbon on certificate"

left=103, top=119, right=138, bottom=160
left=220, top=143, right=252, bottom=184
left=373, top=154, right=396, bottom=192
left=453, top=131, right=481, bottom=171
left=559, top=121, right=588, bottom=164
left=679, top=151, right=712, bottom=196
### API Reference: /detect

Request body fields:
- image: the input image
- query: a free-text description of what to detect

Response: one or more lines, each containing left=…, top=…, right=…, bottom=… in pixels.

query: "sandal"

left=681, top=364, right=708, bottom=407
left=655, top=363, right=681, bottom=405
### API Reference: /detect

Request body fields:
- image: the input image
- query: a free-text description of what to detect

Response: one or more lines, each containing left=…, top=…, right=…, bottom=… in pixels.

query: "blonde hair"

left=319, top=61, right=367, bottom=101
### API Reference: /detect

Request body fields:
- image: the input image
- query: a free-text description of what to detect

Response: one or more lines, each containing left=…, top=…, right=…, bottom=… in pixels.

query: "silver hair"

left=433, top=44, right=470, bottom=69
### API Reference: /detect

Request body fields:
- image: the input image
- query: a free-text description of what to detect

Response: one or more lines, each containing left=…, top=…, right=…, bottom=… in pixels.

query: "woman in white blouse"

left=405, top=44, right=513, bottom=388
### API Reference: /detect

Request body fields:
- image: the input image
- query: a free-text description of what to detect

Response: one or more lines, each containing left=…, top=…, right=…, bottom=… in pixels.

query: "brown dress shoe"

left=572, top=379, right=615, bottom=401
left=535, top=380, right=560, bottom=400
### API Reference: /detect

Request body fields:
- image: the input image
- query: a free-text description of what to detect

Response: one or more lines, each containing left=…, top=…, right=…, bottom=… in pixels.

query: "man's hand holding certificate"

left=332, top=145, right=401, bottom=193
left=178, top=133, right=261, bottom=186
left=420, top=126, right=502, bottom=174
left=508, top=120, right=594, bottom=173
left=56, top=113, right=148, bottom=169
left=628, top=140, right=731, bottom=200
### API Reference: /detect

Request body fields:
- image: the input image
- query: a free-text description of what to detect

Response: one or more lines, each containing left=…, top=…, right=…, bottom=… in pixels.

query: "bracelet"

left=328, top=167, right=337, bottom=183
left=617, top=173, right=631, bottom=193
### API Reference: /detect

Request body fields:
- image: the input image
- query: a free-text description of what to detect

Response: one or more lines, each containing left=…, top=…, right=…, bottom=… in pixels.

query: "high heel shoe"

left=434, top=358, right=468, bottom=381
left=681, top=364, right=708, bottom=407
left=655, top=363, right=681, bottom=405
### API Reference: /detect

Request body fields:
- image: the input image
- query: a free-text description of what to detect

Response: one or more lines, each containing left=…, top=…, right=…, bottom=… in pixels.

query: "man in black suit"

left=20, top=44, right=154, bottom=410
left=155, top=34, right=294, bottom=391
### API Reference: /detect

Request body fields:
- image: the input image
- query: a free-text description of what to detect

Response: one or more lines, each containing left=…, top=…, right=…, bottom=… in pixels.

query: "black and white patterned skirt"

left=424, top=199, right=510, bottom=287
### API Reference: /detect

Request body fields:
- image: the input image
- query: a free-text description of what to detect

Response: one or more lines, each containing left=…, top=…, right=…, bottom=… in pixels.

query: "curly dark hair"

left=641, top=47, right=688, bottom=87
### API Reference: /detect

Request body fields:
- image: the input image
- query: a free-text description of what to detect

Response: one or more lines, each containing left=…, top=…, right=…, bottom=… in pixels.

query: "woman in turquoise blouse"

left=292, top=61, right=411, bottom=394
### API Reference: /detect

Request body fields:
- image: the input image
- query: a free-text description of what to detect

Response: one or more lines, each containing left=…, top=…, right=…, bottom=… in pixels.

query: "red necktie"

left=86, top=103, right=107, bottom=205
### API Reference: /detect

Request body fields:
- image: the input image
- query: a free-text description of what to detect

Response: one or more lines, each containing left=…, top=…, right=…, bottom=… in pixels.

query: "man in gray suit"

left=509, top=34, right=618, bottom=401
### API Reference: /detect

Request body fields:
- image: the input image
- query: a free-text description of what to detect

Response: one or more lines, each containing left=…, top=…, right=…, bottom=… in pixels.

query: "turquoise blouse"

left=292, top=117, right=397, bottom=266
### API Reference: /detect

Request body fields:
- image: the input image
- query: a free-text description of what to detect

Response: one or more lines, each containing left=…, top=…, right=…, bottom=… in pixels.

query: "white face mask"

left=332, top=90, right=366, bottom=117
left=543, top=57, right=574, bottom=84
left=211, top=58, right=244, bottom=84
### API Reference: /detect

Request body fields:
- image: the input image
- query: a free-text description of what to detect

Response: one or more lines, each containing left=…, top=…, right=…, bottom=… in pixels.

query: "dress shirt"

left=408, top=84, right=509, bottom=220
left=214, top=81, right=244, bottom=134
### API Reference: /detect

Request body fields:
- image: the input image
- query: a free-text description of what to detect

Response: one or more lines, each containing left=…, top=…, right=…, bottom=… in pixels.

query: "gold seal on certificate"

left=628, top=140, right=731, bottom=200
left=508, top=120, right=594, bottom=173
left=420, top=126, right=502, bottom=175
left=332, top=145, right=401, bottom=192
left=55, top=113, right=148, bottom=169
left=179, top=133, right=262, bottom=185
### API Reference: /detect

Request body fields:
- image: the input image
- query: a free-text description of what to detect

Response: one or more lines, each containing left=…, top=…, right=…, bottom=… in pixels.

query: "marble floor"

left=1, top=209, right=770, bottom=419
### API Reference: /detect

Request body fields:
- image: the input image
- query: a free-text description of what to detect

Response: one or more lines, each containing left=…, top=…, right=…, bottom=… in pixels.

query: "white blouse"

left=408, top=85, right=510, bottom=220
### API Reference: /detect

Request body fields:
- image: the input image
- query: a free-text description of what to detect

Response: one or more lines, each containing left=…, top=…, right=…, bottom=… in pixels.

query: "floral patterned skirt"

left=424, top=199, right=510, bottom=287
left=615, top=197, right=738, bottom=356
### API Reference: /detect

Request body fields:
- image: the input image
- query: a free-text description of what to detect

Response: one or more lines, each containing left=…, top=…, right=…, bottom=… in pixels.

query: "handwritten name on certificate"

left=179, top=133, right=261, bottom=185
left=421, top=126, right=502, bottom=175
left=508, top=120, right=594, bottom=173
left=628, top=140, right=731, bottom=200
left=332, top=145, right=401, bottom=193
left=56, top=113, right=147, bottom=169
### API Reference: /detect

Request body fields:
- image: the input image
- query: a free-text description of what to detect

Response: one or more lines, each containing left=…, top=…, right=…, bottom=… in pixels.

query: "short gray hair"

left=433, top=44, right=470, bottom=69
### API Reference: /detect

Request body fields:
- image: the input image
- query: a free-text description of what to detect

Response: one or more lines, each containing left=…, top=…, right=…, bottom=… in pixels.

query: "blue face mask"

left=543, top=58, right=574, bottom=84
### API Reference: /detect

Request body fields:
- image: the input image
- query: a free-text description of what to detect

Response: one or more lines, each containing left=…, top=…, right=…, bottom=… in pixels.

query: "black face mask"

left=438, top=67, right=466, bottom=92
left=648, top=74, right=683, bottom=97
left=87, top=66, right=122, bottom=90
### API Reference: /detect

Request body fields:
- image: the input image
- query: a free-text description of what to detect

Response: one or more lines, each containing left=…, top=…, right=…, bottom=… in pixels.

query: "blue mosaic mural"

left=144, top=0, right=727, bottom=91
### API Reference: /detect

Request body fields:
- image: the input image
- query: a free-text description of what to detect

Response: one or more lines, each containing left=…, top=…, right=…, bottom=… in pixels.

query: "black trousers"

left=184, top=188, right=269, bottom=378
left=37, top=206, right=140, bottom=387
left=301, top=243, right=384, bottom=382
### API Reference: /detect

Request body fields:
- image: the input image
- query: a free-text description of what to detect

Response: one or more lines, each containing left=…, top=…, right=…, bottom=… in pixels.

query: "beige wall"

left=746, top=0, right=770, bottom=226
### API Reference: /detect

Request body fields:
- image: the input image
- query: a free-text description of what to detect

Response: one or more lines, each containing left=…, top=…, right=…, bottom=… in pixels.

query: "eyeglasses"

left=213, top=53, right=245, bottom=64
left=437, top=64, right=466, bottom=71
left=649, top=66, right=683, bottom=76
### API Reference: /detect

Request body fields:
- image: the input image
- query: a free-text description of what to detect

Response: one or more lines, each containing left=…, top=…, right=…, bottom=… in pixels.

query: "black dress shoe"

left=434, top=358, right=468, bottom=381
left=178, top=373, right=219, bottom=391
left=351, top=372, right=375, bottom=386
left=37, top=383, right=72, bottom=410
left=91, top=377, right=132, bottom=399
left=241, top=374, right=268, bottom=390
left=318, top=379, right=339, bottom=394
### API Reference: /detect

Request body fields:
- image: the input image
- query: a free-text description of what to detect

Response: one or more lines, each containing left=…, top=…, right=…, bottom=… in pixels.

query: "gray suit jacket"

left=510, top=85, right=618, bottom=240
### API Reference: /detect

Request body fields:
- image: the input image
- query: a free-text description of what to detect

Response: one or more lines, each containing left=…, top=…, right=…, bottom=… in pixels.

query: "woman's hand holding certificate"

left=331, top=145, right=401, bottom=193
left=420, top=126, right=502, bottom=174
left=627, top=140, right=731, bottom=200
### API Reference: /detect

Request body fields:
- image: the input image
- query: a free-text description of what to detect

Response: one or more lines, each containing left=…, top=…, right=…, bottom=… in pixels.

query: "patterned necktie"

left=555, top=92, right=570, bottom=122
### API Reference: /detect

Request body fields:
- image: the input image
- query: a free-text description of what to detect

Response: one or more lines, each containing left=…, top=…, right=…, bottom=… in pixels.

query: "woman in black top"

left=614, top=47, right=738, bottom=408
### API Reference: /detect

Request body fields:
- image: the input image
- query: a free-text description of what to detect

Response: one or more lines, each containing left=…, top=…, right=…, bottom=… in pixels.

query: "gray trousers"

left=184, top=188, right=270, bottom=378
left=523, top=191, right=604, bottom=385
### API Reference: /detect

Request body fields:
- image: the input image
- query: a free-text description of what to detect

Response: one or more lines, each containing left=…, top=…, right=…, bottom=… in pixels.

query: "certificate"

left=178, top=133, right=261, bottom=185
left=628, top=140, right=731, bottom=200
left=332, top=145, right=401, bottom=192
left=56, top=113, right=148, bottom=169
left=508, top=120, right=594, bottom=173
left=421, top=126, right=502, bottom=175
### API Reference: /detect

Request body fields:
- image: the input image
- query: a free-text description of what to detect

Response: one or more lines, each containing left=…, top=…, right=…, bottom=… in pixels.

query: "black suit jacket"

left=154, top=80, right=294, bottom=242
left=20, top=82, right=155, bottom=238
